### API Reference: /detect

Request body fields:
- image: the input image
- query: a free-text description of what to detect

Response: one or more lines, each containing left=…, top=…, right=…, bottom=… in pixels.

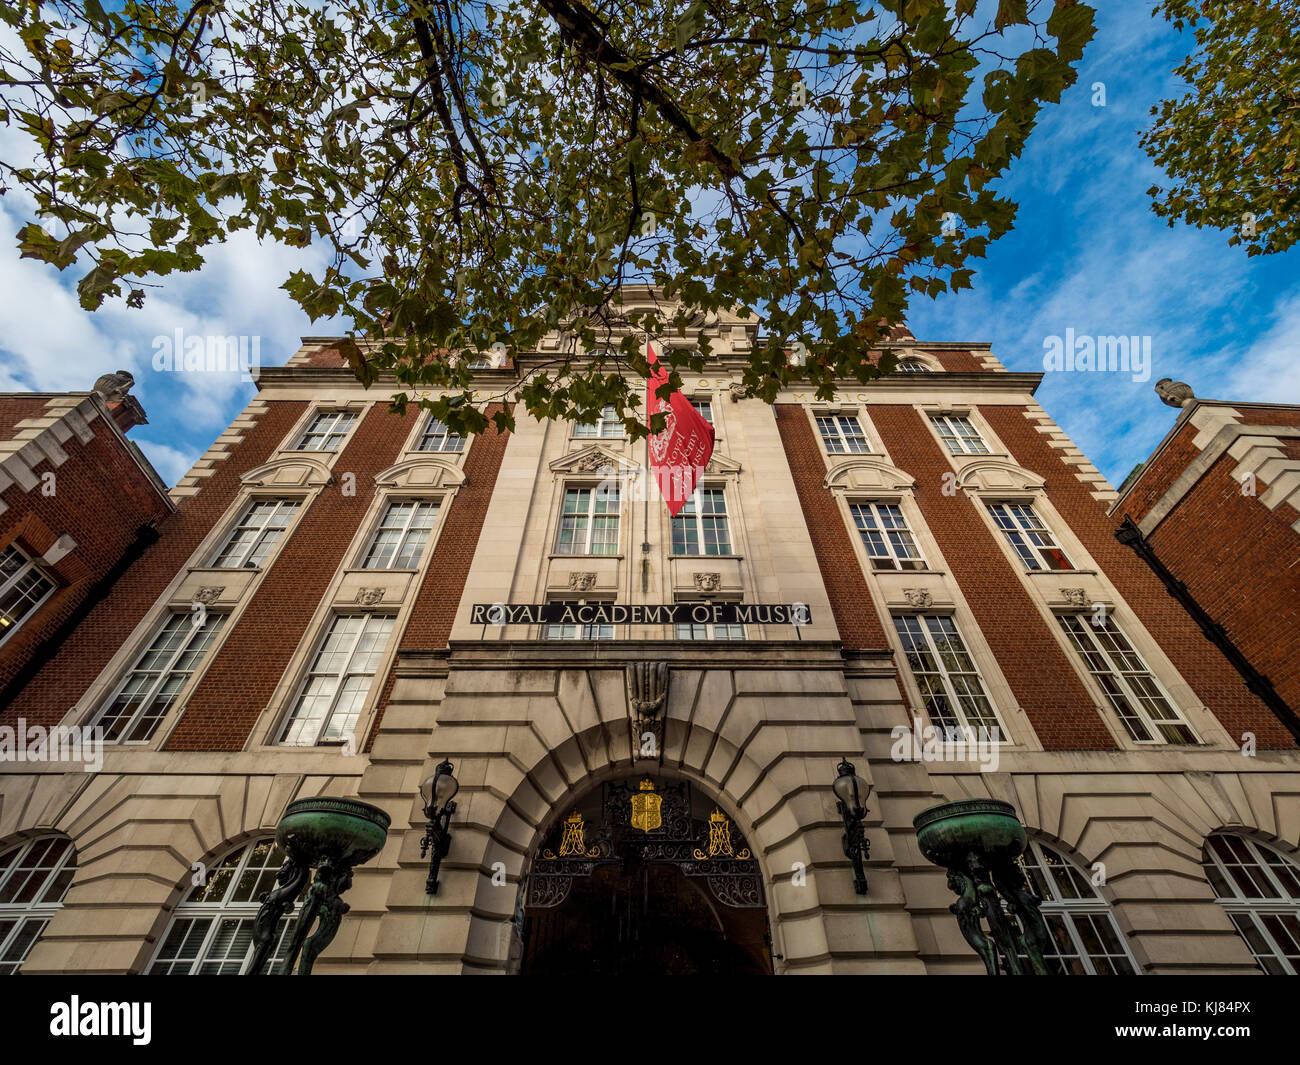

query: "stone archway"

left=516, top=771, right=773, bottom=975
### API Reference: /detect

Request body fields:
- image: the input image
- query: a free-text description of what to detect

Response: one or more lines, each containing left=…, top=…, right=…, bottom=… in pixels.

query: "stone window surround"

left=954, top=463, right=1229, bottom=751
left=56, top=463, right=333, bottom=751
left=400, top=408, right=472, bottom=459
left=822, top=459, right=1037, bottom=751
left=273, top=399, right=369, bottom=461
left=248, top=460, right=461, bottom=752
left=916, top=401, right=1008, bottom=461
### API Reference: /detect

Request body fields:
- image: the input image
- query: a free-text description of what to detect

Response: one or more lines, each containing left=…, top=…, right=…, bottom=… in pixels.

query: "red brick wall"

left=167, top=402, right=409, bottom=750
left=1119, top=423, right=1201, bottom=526
left=871, top=405, right=1115, bottom=748
left=1143, top=455, right=1300, bottom=715
left=0, top=397, right=53, bottom=440
left=773, top=405, right=888, bottom=650
left=1, top=401, right=306, bottom=728
left=0, top=411, right=172, bottom=695
left=365, top=407, right=512, bottom=748
left=980, top=405, right=1297, bottom=748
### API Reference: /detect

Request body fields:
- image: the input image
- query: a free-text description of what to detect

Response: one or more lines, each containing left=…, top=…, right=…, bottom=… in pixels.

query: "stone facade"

left=1, top=294, right=1297, bottom=975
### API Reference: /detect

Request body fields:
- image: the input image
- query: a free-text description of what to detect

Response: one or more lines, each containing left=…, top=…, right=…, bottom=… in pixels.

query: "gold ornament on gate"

left=543, top=811, right=600, bottom=859
left=694, top=808, right=751, bottom=860
left=629, top=778, right=663, bottom=832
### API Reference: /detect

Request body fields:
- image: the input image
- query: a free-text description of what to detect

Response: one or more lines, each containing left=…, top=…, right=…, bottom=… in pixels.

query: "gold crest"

left=629, top=778, right=662, bottom=832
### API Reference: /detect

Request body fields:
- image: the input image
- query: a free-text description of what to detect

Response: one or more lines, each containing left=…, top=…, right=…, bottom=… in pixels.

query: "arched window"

left=896, top=357, right=931, bottom=373
left=0, top=835, right=77, bottom=974
left=1018, top=838, right=1137, bottom=974
left=149, top=838, right=296, bottom=975
left=1202, top=832, right=1300, bottom=975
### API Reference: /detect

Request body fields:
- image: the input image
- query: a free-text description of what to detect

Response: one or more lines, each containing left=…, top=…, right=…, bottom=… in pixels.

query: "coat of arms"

left=629, top=778, right=663, bottom=832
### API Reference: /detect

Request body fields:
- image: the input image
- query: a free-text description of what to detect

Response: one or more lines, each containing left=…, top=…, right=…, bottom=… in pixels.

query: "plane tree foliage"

left=0, top=0, right=1095, bottom=435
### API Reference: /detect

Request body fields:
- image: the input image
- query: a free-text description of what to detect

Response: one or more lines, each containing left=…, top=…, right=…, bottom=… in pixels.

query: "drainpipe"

left=0, top=521, right=161, bottom=712
left=1115, top=514, right=1300, bottom=746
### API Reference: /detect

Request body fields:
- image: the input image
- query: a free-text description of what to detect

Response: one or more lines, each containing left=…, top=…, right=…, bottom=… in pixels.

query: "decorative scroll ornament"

left=728, top=382, right=747, bottom=403
left=192, top=586, right=225, bottom=604
left=903, top=588, right=933, bottom=609
left=693, top=572, right=721, bottom=592
left=630, top=779, right=664, bottom=832
left=354, top=587, right=385, bottom=606
left=1060, top=587, right=1088, bottom=607
left=693, top=809, right=751, bottom=861
left=568, top=571, right=597, bottom=591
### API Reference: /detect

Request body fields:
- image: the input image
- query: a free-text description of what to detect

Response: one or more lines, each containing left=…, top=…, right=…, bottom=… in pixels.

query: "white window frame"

left=278, top=613, right=396, bottom=747
left=816, top=413, right=870, bottom=454
left=414, top=415, right=465, bottom=453
left=0, top=543, right=56, bottom=646
left=359, top=499, right=441, bottom=570
left=1203, top=833, right=1300, bottom=976
left=675, top=620, right=745, bottom=640
left=930, top=413, right=990, bottom=455
left=210, top=498, right=302, bottom=569
left=574, top=406, right=623, bottom=438
left=690, top=399, right=714, bottom=424
left=1017, top=839, right=1139, bottom=975
left=987, top=501, right=1073, bottom=571
left=554, top=485, right=621, bottom=556
left=895, top=357, right=931, bottom=373
left=1056, top=612, right=1196, bottom=745
left=893, top=613, right=1007, bottom=742
left=849, top=501, right=927, bottom=571
left=543, top=603, right=615, bottom=641
left=294, top=409, right=358, bottom=452
left=0, top=836, right=77, bottom=975
left=671, top=486, right=732, bottom=556
left=148, top=839, right=296, bottom=975
left=90, top=612, right=228, bottom=744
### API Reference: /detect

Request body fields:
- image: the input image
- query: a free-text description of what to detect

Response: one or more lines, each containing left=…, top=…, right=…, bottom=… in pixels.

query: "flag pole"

left=642, top=333, right=651, bottom=594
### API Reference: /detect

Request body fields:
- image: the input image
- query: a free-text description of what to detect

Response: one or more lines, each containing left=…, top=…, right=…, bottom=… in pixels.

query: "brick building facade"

left=1, top=290, right=1298, bottom=975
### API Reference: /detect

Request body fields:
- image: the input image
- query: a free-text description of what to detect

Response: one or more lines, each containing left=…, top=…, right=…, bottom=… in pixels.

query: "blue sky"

left=0, top=3, right=1296, bottom=489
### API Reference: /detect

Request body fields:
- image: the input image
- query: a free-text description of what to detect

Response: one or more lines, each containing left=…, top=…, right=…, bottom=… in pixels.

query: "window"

left=280, top=614, right=395, bottom=746
left=691, top=400, right=714, bottom=424
left=1203, top=833, right=1300, bottom=975
left=361, top=500, right=440, bottom=569
left=850, top=503, right=926, bottom=570
left=294, top=410, right=358, bottom=452
left=555, top=486, right=620, bottom=555
left=672, top=488, right=731, bottom=556
left=929, top=413, right=990, bottom=455
left=415, top=416, right=465, bottom=453
left=987, top=503, right=1072, bottom=570
left=0, top=837, right=76, bottom=975
left=0, top=544, right=56, bottom=643
left=574, top=406, right=623, bottom=438
left=93, top=613, right=228, bottom=743
left=212, top=499, right=300, bottom=568
left=1017, top=839, right=1137, bottom=975
left=893, top=615, right=1004, bottom=741
left=544, top=604, right=614, bottom=641
left=675, top=620, right=745, bottom=640
left=1057, top=614, right=1195, bottom=744
left=896, top=358, right=931, bottom=373
left=816, top=414, right=869, bottom=454
left=149, top=839, right=296, bottom=975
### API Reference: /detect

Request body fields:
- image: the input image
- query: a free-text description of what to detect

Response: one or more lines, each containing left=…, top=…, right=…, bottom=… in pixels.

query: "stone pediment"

left=550, top=445, right=637, bottom=475
left=240, top=456, right=334, bottom=489
left=955, top=459, right=1045, bottom=493
left=374, top=457, right=467, bottom=490
left=823, top=458, right=914, bottom=491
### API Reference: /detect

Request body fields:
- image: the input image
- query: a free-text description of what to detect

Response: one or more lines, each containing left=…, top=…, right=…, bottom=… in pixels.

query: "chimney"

left=92, top=370, right=148, bottom=433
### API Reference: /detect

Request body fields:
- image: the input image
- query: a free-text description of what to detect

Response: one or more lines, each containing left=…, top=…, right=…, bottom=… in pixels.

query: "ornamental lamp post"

left=420, top=759, right=459, bottom=894
left=833, top=758, right=872, bottom=895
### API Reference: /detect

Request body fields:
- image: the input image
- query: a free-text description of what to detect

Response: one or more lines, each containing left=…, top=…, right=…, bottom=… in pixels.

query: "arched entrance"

left=518, top=774, right=774, bottom=975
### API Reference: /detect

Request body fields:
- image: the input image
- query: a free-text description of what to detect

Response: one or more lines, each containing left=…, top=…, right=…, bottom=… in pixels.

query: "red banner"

left=645, top=339, right=715, bottom=516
